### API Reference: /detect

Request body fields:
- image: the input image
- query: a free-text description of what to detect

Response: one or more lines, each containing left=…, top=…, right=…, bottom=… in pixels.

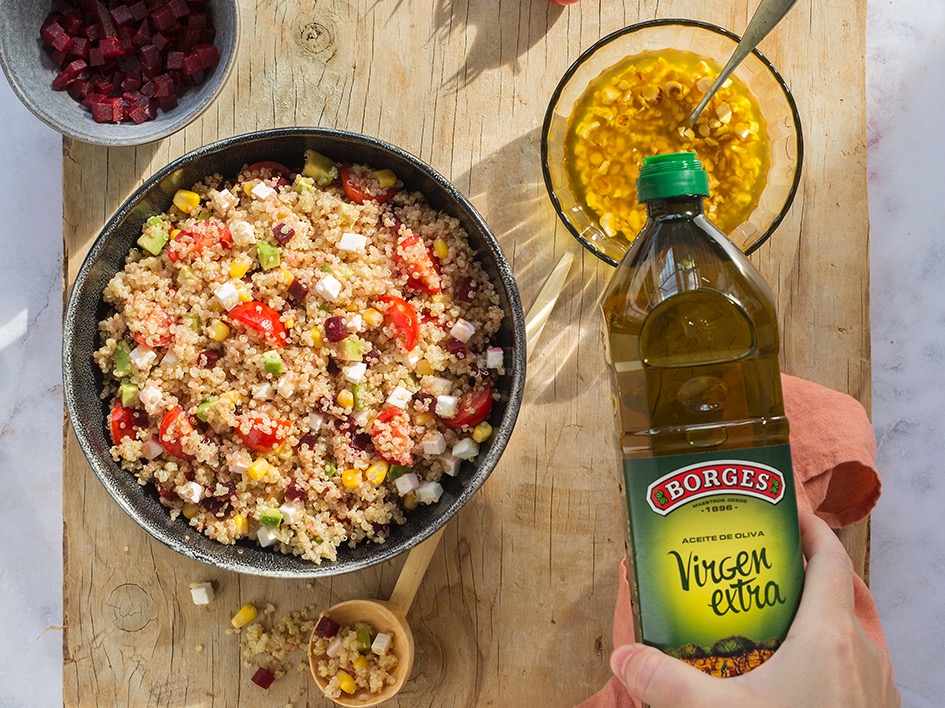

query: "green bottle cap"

left=636, top=152, right=710, bottom=202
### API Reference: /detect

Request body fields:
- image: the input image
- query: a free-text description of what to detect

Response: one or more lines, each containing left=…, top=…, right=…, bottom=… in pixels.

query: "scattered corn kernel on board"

left=62, top=0, right=870, bottom=704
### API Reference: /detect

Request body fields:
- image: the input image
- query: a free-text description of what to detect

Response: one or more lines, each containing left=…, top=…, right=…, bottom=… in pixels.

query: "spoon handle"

left=389, top=528, right=446, bottom=613
left=688, top=0, right=799, bottom=123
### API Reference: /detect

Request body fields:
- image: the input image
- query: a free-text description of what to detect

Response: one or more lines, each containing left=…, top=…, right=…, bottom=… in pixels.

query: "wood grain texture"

left=62, top=0, right=870, bottom=705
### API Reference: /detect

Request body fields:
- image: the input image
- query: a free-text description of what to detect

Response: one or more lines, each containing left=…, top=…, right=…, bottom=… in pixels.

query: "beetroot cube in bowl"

left=0, top=0, right=239, bottom=146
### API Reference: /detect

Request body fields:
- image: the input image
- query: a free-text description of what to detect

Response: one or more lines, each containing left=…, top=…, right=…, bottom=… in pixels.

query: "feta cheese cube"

left=346, top=314, right=363, bottom=332
left=129, top=344, right=156, bottom=370
left=435, top=394, right=458, bottom=418
left=257, top=525, right=279, bottom=548
left=449, top=318, right=476, bottom=343
left=252, top=382, right=273, bottom=400
left=416, top=481, right=444, bottom=504
left=279, top=502, right=302, bottom=524
left=423, top=376, right=453, bottom=396
left=452, top=438, right=480, bottom=460
left=314, top=274, right=343, bottom=302
left=250, top=182, right=277, bottom=201
left=344, top=362, right=367, bottom=384
left=371, top=632, right=392, bottom=655
left=338, top=231, right=368, bottom=253
left=486, top=346, right=504, bottom=369
left=421, top=431, right=447, bottom=456
left=177, top=481, right=204, bottom=503
left=386, top=385, right=413, bottom=409
left=229, top=220, right=256, bottom=246
left=404, top=349, right=422, bottom=368
left=275, top=375, right=296, bottom=398
left=142, top=438, right=164, bottom=460
left=439, top=454, right=461, bottom=477
left=353, top=409, right=370, bottom=427
left=190, top=582, right=215, bottom=606
left=210, top=188, right=238, bottom=215
left=394, top=472, right=421, bottom=496
left=138, top=384, right=163, bottom=412
left=227, top=449, right=252, bottom=475
left=307, top=412, right=325, bottom=432
left=214, top=281, right=240, bottom=311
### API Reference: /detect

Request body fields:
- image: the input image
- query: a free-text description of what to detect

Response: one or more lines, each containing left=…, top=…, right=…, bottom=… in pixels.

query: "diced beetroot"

left=144, top=99, right=157, bottom=120
left=67, top=79, right=92, bottom=102
left=88, top=47, right=105, bottom=67
left=127, top=105, right=151, bottom=124
left=41, top=22, right=73, bottom=54
left=313, top=615, right=341, bottom=639
left=129, top=1, right=148, bottom=21
left=82, top=91, right=105, bottom=109
left=121, top=72, right=142, bottom=91
left=157, top=94, right=178, bottom=111
left=99, top=36, right=124, bottom=59
left=140, top=79, right=155, bottom=97
left=131, top=21, right=151, bottom=46
left=200, top=27, right=216, bottom=44
left=182, top=27, right=202, bottom=49
left=153, top=32, right=171, bottom=52
left=90, top=96, right=122, bottom=123
left=82, top=22, right=100, bottom=42
left=150, top=6, right=177, bottom=32
left=169, top=0, right=190, bottom=19
left=52, top=60, right=88, bottom=90
left=250, top=667, right=276, bottom=690
left=69, top=37, right=90, bottom=58
left=139, top=43, right=160, bottom=68
left=94, top=0, right=117, bottom=38
left=111, top=5, right=134, bottom=27
left=61, top=12, right=84, bottom=35
left=165, top=50, right=184, bottom=70
left=181, top=52, right=202, bottom=77
left=93, top=76, right=114, bottom=94
left=188, top=13, right=207, bottom=30
left=195, top=44, right=219, bottom=69
left=48, top=49, right=68, bottom=67
left=152, top=73, right=174, bottom=97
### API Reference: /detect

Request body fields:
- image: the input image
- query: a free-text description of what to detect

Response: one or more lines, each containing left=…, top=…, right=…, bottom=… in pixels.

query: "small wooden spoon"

left=310, top=252, right=575, bottom=705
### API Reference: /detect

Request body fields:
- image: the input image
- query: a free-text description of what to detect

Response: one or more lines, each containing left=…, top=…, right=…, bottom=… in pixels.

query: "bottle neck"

left=644, top=195, right=705, bottom=220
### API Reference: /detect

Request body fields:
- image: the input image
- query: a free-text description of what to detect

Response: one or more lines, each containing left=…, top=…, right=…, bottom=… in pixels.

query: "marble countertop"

left=0, top=1, right=940, bottom=704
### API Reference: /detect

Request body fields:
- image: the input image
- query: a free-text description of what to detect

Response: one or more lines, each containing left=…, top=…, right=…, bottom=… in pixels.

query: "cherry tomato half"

left=130, top=305, right=175, bottom=348
left=442, top=384, right=493, bottom=429
left=229, top=301, right=288, bottom=348
left=370, top=408, right=414, bottom=466
left=109, top=401, right=148, bottom=445
left=375, top=295, right=419, bottom=351
left=245, top=161, right=293, bottom=179
left=394, top=234, right=442, bottom=295
left=167, top=220, right=233, bottom=263
left=159, top=405, right=196, bottom=460
left=236, top=413, right=291, bottom=453
left=340, top=163, right=399, bottom=205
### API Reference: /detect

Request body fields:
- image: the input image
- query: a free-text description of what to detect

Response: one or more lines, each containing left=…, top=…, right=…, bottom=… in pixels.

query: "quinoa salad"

left=94, top=150, right=506, bottom=563
left=310, top=615, right=398, bottom=699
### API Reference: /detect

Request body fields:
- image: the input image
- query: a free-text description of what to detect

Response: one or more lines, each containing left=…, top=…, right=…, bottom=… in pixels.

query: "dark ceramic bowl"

left=63, top=127, right=526, bottom=578
left=0, top=0, right=238, bottom=146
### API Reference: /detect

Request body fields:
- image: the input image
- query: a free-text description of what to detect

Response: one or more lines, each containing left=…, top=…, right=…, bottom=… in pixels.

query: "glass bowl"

left=541, top=19, right=803, bottom=266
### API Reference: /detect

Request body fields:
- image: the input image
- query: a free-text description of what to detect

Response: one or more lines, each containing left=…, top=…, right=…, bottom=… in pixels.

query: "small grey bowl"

left=63, top=127, right=527, bottom=578
left=0, top=0, right=238, bottom=146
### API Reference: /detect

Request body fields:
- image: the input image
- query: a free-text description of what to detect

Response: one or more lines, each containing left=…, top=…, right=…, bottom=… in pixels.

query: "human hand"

left=609, top=510, right=899, bottom=707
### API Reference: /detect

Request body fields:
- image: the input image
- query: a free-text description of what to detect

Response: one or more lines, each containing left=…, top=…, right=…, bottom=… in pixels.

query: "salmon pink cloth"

left=578, top=373, right=886, bottom=708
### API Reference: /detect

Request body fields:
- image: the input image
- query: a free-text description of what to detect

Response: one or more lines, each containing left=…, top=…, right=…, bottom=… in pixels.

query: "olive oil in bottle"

left=601, top=152, right=803, bottom=677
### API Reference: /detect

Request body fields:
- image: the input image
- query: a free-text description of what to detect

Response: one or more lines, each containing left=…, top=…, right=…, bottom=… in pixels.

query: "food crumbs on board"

left=233, top=601, right=322, bottom=689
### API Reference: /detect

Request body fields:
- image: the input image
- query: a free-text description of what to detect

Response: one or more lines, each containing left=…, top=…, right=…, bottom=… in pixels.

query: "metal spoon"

left=688, top=0, right=799, bottom=123
left=309, top=251, right=575, bottom=706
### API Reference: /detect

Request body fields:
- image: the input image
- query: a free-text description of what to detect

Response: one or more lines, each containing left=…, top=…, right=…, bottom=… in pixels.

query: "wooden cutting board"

left=62, top=0, right=870, bottom=704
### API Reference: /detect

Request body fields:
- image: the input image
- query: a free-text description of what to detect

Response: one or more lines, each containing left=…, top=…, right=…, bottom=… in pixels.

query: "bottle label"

left=624, top=444, right=803, bottom=677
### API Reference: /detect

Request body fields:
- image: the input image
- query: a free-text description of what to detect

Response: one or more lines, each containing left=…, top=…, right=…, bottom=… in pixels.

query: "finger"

left=611, top=643, right=724, bottom=707
left=792, top=510, right=856, bottom=625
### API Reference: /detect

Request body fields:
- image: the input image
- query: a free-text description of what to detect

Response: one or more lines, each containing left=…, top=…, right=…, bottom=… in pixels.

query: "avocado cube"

left=195, top=398, right=218, bottom=422
left=137, top=228, right=169, bottom=256
left=259, top=508, right=283, bottom=527
left=261, top=351, right=283, bottom=376
left=302, top=150, right=338, bottom=186
left=119, top=381, right=139, bottom=407
left=256, top=241, right=281, bottom=271
left=114, top=341, right=132, bottom=378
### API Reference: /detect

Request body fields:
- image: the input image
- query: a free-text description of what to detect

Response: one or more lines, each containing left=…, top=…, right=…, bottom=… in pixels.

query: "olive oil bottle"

left=601, top=153, right=803, bottom=677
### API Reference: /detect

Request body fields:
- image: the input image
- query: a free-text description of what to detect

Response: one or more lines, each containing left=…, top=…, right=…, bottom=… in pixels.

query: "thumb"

left=611, top=643, right=722, bottom=707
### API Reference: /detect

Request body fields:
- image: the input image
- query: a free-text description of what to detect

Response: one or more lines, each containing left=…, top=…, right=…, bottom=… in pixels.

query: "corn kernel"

left=367, top=461, right=389, bottom=485
left=403, top=492, right=419, bottom=511
left=285, top=317, right=295, bottom=330
left=414, top=412, right=434, bottom=426
left=221, top=390, right=243, bottom=406
left=363, top=307, right=383, bottom=328
left=242, top=182, right=255, bottom=197
left=431, top=293, right=444, bottom=303
left=353, top=655, right=369, bottom=671
left=373, top=169, right=397, bottom=189
left=230, top=603, right=257, bottom=628
left=238, top=290, right=252, bottom=303
left=232, top=513, right=248, bottom=536
left=337, top=389, right=354, bottom=408
left=247, top=458, right=275, bottom=481
left=337, top=670, right=357, bottom=695
left=341, top=468, right=362, bottom=489
left=170, top=228, right=181, bottom=240
left=277, top=268, right=294, bottom=285
left=275, top=443, right=294, bottom=461
left=309, top=328, right=324, bottom=348
left=346, top=302, right=360, bottom=312
left=207, top=319, right=230, bottom=342
left=173, top=189, right=201, bottom=214
left=433, top=238, right=449, bottom=260
left=415, top=359, right=433, bottom=376
left=210, top=300, right=224, bottom=313
left=182, top=503, right=200, bottom=520
left=229, top=255, right=253, bottom=279
left=472, top=421, right=493, bottom=443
